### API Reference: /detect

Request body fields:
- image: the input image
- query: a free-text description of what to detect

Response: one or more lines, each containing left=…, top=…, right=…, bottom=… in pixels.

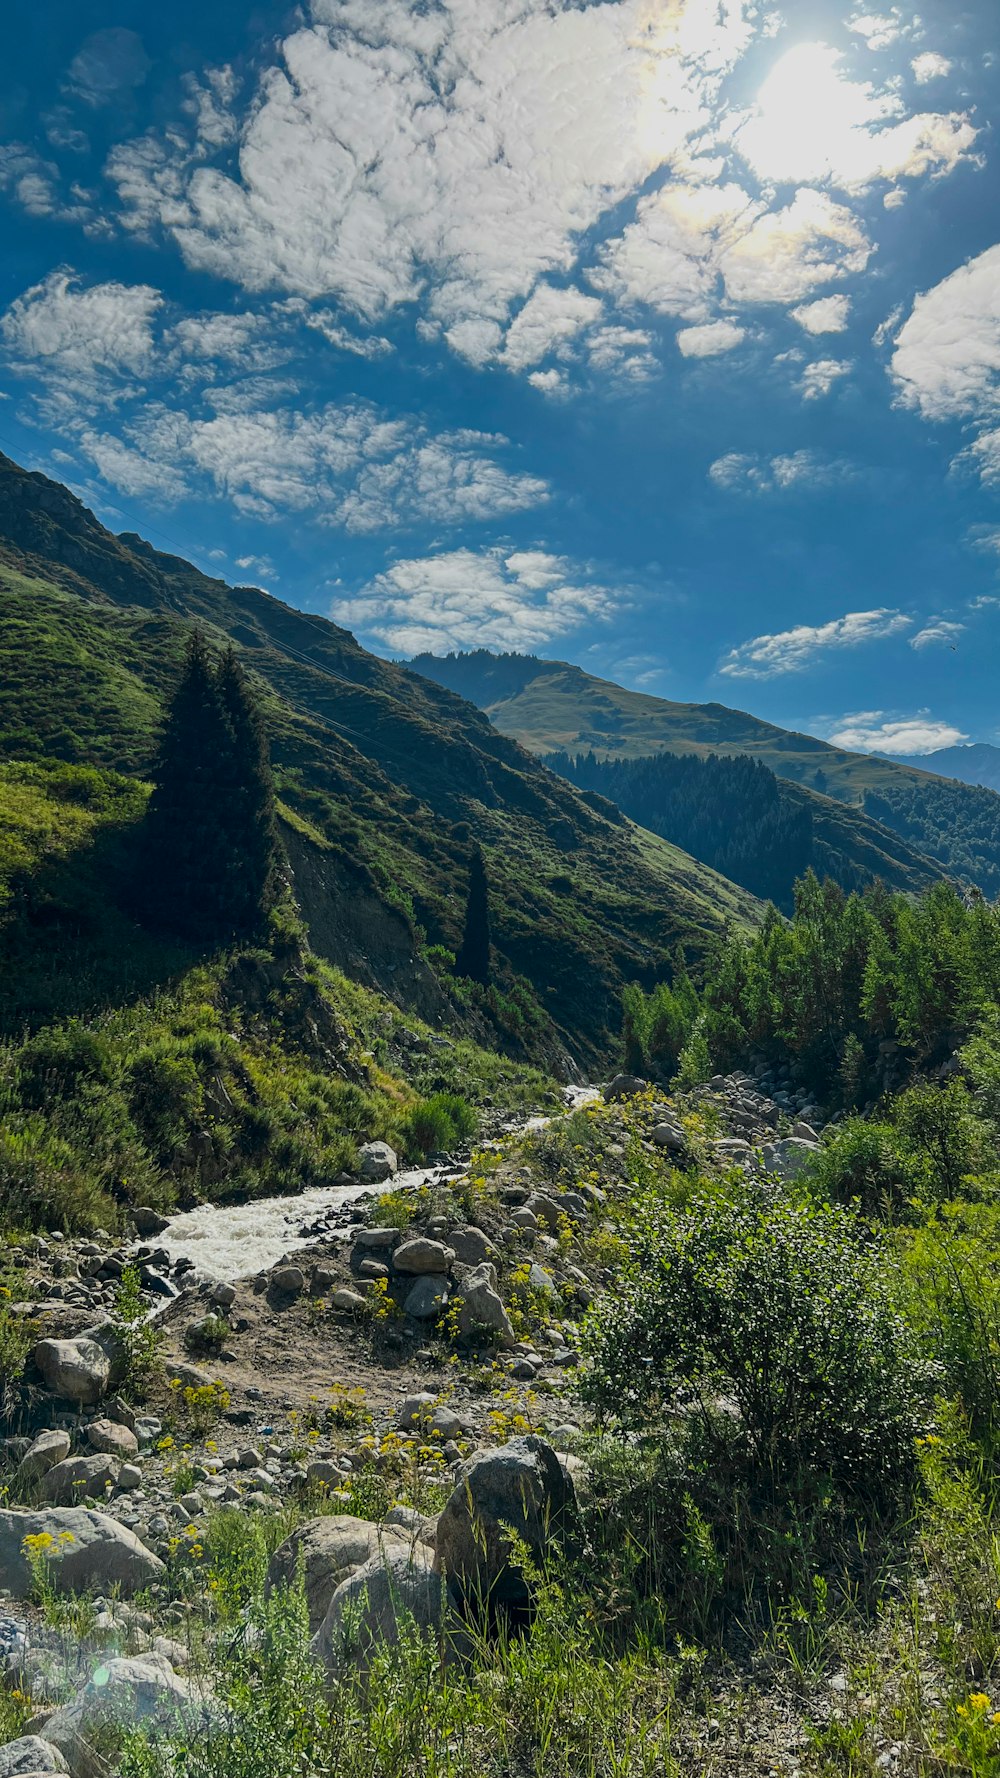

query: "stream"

left=156, top=1085, right=600, bottom=1285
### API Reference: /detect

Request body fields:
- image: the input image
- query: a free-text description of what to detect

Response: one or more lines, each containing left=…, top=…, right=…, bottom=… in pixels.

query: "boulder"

left=33, top=1339, right=109, bottom=1407
left=312, top=1545, right=445, bottom=1675
left=86, top=1418, right=139, bottom=1459
left=454, top=1263, right=514, bottom=1347
left=0, top=1737, right=68, bottom=1775
left=271, top=1265, right=306, bottom=1297
left=448, top=1226, right=498, bottom=1267
left=42, top=1653, right=200, bottom=1778
left=650, top=1123, right=686, bottom=1154
left=393, top=1238, right=454, bottom=1276
left=434, top=1436, right=576, bottom=1607
left=358, top=1142, right=398, bottom=1184
left=602, top=1074, right=648, bottom=1102
left=267, top=1515, right=408, bottom=1632
left=351, top=1228, right=399, bottom=1257
left=39, top=1456, right=117, bottom=1507
left=17, top=1430, right=71, bottom=1483
left=132, top=1207, right=169, bottom=1238
left=330, top=1288, right=366, bottom=1313
left=713, top=1138, right=752, bottom=1162
left=761, top=1138, right=822, bottom=1181
left=0, top=1508, right=163, bottom=1598
left=396, top=1396, right=462, bottom=1441
left=522, top=1193, right=564, bottom=1233
left=403, top=1277, right=448, bottom=1320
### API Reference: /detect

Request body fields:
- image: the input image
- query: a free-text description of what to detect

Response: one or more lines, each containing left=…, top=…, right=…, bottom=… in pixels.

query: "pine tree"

left=215, top=647, right=281, bottom=934
left=455, top=846, right=491, bottom=985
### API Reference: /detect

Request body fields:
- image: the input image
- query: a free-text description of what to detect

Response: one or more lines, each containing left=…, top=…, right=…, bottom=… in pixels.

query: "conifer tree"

left=455, top=846, right=491, bottom=985
left=215, top=647, right=280, bottom=934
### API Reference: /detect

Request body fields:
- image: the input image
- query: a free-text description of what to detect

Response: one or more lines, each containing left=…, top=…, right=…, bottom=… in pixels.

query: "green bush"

left=808, top=1118, right=923, bottom=1216
left=402, top=1092, right=478, bottom=1160
left=581, top=1186, right=924, bottom=1506
left=897, top=1203, right=1000, bottom=1459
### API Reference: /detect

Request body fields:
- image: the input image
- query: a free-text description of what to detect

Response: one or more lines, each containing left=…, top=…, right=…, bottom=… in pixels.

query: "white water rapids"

left=156, top=1086, right=600, bottom=1284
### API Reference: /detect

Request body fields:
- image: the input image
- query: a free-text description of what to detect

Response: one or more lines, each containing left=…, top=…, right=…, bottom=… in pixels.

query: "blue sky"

left=2, top=0, right=999, bottom=755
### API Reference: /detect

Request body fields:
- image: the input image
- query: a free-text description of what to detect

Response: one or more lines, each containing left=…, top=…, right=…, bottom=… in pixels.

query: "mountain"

left=0, top=453, right=759, bottom=1075
left=408, top=650, right=1000, bottom=898
left=900, top=742, right=1000, bottom=795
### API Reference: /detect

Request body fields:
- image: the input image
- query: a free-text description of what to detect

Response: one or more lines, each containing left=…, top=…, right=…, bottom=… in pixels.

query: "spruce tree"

left=215, top=647, right=280, bottom=935
left=455, top=846, right=491, bottom=985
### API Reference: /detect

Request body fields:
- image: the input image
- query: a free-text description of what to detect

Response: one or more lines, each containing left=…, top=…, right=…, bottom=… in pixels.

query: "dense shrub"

left=402, top=1092, right=478, bottom=1159
left=808, top=1118, right=924, bottom=1216
left=581, top=1187, right=923, bottom=1506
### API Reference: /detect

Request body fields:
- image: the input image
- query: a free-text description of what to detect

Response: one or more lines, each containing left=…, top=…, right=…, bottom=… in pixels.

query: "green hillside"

left=0, top=454, right=760, bottom=1076
left=409, top=650, right=1000, bottom=896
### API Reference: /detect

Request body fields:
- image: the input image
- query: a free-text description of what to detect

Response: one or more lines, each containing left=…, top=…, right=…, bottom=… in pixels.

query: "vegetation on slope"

left=411, top=647, right=1000, bottom=897
left=548, top=747, right=941, bottom=910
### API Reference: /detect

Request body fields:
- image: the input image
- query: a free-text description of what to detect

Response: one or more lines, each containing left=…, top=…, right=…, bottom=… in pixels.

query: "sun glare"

left=736, top=41, right=897, bottom=186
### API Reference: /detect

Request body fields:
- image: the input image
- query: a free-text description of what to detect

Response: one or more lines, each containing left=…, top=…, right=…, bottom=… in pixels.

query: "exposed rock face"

left=454, top=1262, right=514, bottom=1346
left=434, top=1436, right=576, bottom=1607
left=267, top=1515, right=408, bottom=1632
left=358, top=1142, right=398, bottom=1183
left=33, top=1339, right=109, bottom=1407
left=0, top=1508, right=163, bottom=1598
left=42, top=1653, right=200, bottom=1778
left=312, top=1545, right=445, bottom=1675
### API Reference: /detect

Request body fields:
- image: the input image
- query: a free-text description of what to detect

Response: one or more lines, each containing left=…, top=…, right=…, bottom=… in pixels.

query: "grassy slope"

left=0, top=454, right=761, bottom=1072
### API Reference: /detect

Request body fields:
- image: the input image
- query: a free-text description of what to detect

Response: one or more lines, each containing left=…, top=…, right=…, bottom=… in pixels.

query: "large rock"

left=358, top=1142, right=398, bottom=1183
left=86, top=1418, right=139, bottom=1459
left=266, top=1515, right=407, bottom=1632
left=312, top=1545, right=445, bottom=1675
left=0, top=1737, right=68, bottom=1775
left=449, top=1226, right=498, bottom=1267
left=650, top=1122, right=686, bottom=1154
left=42, top=1654, right=201, bottom=1778
left=602, top=1074, right=648, bottom=1102
left=434, top=1436, right=576, bottom=1607
left=133, top=1207, right=169, bottom=1238
left=0, top=1508, right=163, bottom=1599
left=403, top=1276, right=448, bottom=1320
left=454, top=1262, right=514, bottom=1347
left=40, top=1456, right=117, bottom=1507
left=393, top=1238, right=454, bottom=1276
left=33, top=1339, right=109, bottom=1407
left=17, top=1430, right=71, bottom=1483
left=761, top=1137, right=822, bottom=1181
left=396, top=1396, right=462, bottom=1440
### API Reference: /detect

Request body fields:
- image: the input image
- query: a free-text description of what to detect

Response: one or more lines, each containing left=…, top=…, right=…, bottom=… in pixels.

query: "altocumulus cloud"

left=719, top=609, right=911, bottom=678
left=330, top=548, right=615, bottom=654
left=892, top=245, right=1000, bottom=486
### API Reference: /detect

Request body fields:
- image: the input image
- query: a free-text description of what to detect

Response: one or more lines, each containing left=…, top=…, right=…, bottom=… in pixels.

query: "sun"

left=735, top=41, right=896, bottom=186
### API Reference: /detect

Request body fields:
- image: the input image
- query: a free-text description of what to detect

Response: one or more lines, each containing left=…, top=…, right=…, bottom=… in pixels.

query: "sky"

left=1, top=0, right=999, bottom=757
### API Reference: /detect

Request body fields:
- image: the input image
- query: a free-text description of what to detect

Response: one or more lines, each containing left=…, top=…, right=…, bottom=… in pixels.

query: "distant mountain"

left=407, top=650, right=1000, bottom=898
left=0, top=454, right=761, bottom=1069
left=898, top=743, right=1000, bottom=795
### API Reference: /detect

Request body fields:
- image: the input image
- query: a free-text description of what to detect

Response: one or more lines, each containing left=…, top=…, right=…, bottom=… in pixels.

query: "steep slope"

left=0, top=454, right=760, bottom=1068
left=408, top=650, right=1000, bottom=897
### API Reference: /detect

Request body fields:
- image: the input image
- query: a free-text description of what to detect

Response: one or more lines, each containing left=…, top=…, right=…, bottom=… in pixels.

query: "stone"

left=761, top=1138, right=822, bottom=1181
left=713, top=1138, right=752, bottom=1161
left=271, top=1265, right=306, bottom=1296
left=523, top=1193, right=564, bottom=1233
left=117, top=1464, right=143, bottom=1492
left=132, top=1207, right=169, bottom=1238
left=383, top=1505, right=438, bottom=1545
left=396, top=1396, right=463, bottom=1441
left=358, top=1142, right=398, bottom=1183
left=0, top=1736, right=69, bottom=1774
left=305, top=1460, right=343, bottom=1489
left=448, top=1226, right=498, bottom=1267
left=312, top=1545, right=444, bottom=1675
left=0, top=1508, right=163, bottom=1598
left=454, top=1263, right=514, bottom=1346
left=434, top=1436, right=576, bottom=1607
left=393, top=1238, right=455, bottom=1276
left=42, top=1653, right=199, bottom=1778
left=331, top=1288, right=366, bottom=1313
left=602, top=1073, right=648, bottom=1101
left=211, top=1282, right=237, bottom=1309
left=358, top=1260, right=389, bottom=1280
left=86, top=1418, right=139, bottom=1459
left=33, top=1338, right=110, bottom=1407
left=351, top=1228, right=399, bottom=1256
left=527, top=1263, right=557, bottom=1299
left=403, top=1276, right=448, bottom=1320
left=510, top=1208, right=538, bottom=1231
left=792, top=1120, right=820, bottom=1142
left=267, top=1515, right=408, bottom=1632
left=16, top=1430, right=71, bottom=1483
left=650, top=1123, right=686, bottom=1154
left=40, top=1456, right=117, bottom=1507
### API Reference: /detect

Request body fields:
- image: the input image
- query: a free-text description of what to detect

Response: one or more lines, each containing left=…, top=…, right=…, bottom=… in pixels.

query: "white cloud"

left=733, top=42, right=973, bottom=191
left=827, top=712, right=968, bottom=753
left=67, top=28, right=151, bottom=106
left=502, top=284, right=603, bottom=372
left=800, top=357, right=852, bottom=400
left=791, top=295, right=851, bottom=334
left=719, top=608, right=910, bottom=677
left=331, top=546, right=613, bottom=653
left=677, top=319, right=746, bottom=357
left=849, top=12, right=905, bottom=50
left=912, top=52, right=952, bottom=85
left=586, top=325, right=656, bottom=380
left=910, top=620, right=965, bottom=649
left=1, top=270, right=162, bottom=397
left=720, top=190, right=872, bottom=305
left=892, top=246, right=1000, bottom=421
left=709, top=449, right=852, bottom=492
